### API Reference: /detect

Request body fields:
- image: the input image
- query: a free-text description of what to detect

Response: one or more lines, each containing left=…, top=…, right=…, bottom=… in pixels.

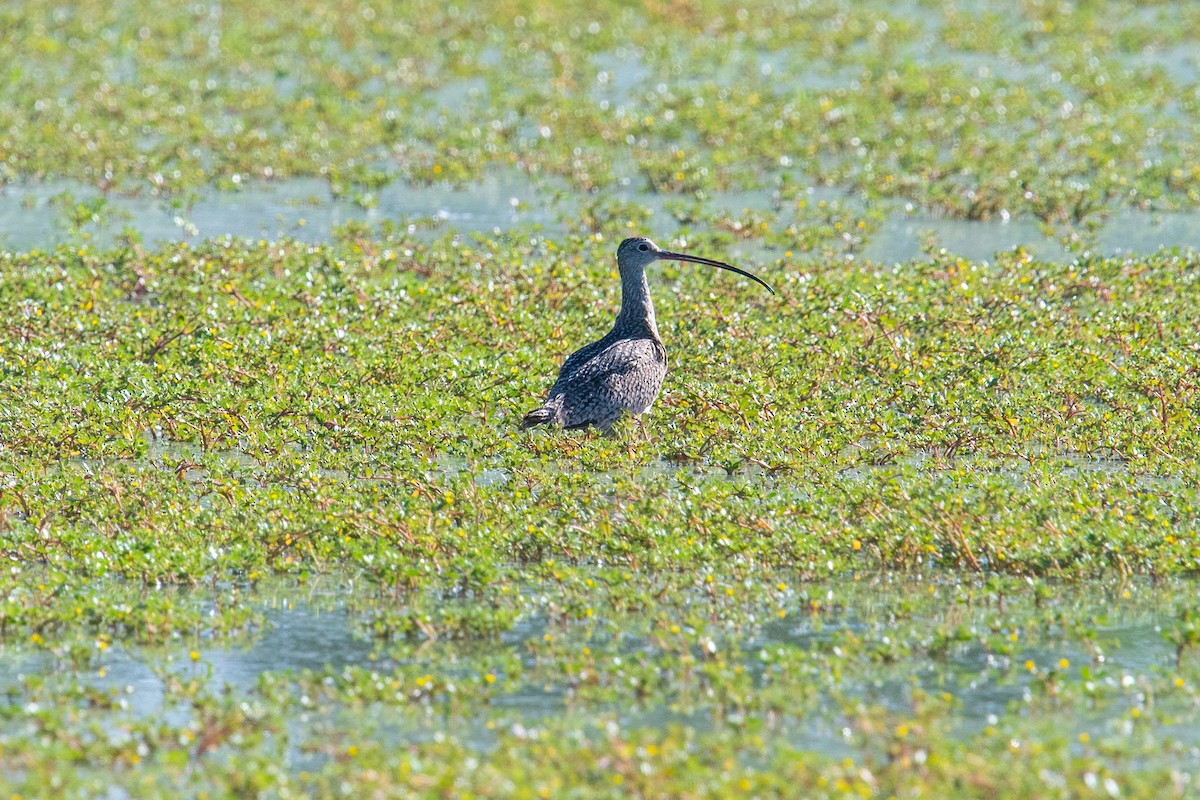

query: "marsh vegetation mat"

left=2, top=0, right=1200, bottom=796
left=3, top=226, right=1198, bottom=797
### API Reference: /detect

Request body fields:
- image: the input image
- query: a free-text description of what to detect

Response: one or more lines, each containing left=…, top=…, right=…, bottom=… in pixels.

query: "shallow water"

left=860, top=209, right=1061, bottom=264
left=0, top=173, right=556, bottom=252
left=1097, top=208, right=1200, bottom=257
left=861, top=206, right=1200, bottom=265
left=0, top=578, right=1190, bottom=764
left=2, top=175, right=1195, bottom=262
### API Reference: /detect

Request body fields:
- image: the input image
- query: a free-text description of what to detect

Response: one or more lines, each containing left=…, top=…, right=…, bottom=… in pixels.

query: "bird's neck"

left=615, top=268, right=660, bottom=340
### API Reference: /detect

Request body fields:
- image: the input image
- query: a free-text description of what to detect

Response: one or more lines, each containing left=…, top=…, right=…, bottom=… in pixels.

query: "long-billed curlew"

left=521, top=236, right=774, bottom=437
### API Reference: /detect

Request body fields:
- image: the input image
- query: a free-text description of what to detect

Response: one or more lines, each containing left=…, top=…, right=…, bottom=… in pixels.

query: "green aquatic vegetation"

left=48, top=192, right=127, bottom=242
left=3, top=0, right=1200, bottom=226
left=2, top=0, right=1200, bottom=794
left=1165, top=605, right=1200, bottom=670
left=1, top=230, right=1196, bottom=800
left=564, top=196, right=655, bottom=235
left=2, top=233, right=1198, bottom=587
left=4, top=576, right=1197, bottom=797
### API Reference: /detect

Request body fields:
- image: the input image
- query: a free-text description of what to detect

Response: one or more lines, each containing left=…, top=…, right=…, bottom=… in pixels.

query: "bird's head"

left=615, top=236, right=774, bottom=294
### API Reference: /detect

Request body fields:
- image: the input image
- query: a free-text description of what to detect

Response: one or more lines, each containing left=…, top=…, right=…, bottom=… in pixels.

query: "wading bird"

left=521, top=236, right=774, bottom=437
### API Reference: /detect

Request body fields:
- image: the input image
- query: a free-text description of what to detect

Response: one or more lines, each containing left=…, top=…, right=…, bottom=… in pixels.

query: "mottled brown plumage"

left=522, top=237, right=774, bottom=436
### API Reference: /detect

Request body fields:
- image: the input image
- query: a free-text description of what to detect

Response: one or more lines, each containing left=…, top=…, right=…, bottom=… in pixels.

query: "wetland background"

left=1, top=0, right=1199, bottom=796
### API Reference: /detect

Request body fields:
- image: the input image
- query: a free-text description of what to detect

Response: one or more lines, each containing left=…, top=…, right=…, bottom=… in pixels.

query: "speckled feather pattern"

left=541, top=334, right=667, bottom=433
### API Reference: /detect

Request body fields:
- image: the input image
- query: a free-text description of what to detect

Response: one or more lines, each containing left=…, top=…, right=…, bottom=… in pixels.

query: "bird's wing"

left=558, top=337, right=658, bottom=388
left=549, top=336, right=611, bottom=393
left=553, top=338, right=665, bottom=427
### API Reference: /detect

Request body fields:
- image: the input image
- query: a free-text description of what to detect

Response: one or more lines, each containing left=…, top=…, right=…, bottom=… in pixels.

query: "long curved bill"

left=657, top=250, right=775, bottom=295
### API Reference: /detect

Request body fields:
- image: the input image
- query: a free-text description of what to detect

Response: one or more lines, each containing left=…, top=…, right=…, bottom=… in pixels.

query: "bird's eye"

left=638, top=243, right=649, bottom=251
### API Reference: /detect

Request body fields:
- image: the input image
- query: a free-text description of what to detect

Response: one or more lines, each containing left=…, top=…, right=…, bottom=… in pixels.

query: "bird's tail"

left=521, top=404, right=557, bottom=430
